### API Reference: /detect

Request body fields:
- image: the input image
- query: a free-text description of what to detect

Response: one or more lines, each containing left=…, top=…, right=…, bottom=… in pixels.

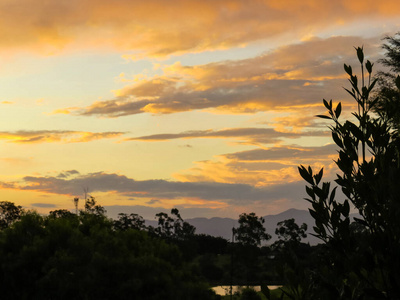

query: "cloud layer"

left=0, top=143, right=338, bottom=207
left=0, top=130, right=124, bottom=143
left=0, top=171, right=305, bottom=206
left=127, top=127, right=327, bottom=145
left=61, top=35, right=382, bottom=117
left=1, top=1, right=398, bottom=57
left=173, top=144, right=338, bottom=187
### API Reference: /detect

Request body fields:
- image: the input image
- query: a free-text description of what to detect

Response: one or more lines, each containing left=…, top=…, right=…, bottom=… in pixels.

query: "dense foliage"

left=234, top=212, right=271, bottom=247
left=0, top=203, right=219, bottom=300
left=0, top=198, right=312, bottom=299
left=374, top=32, right=400, bottom=130
left=298, top=44, right=400, bottom=299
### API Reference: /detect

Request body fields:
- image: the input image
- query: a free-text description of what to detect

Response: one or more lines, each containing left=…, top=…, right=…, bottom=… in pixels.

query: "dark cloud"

left=56, top=170, right=80, bottom=178
left=6, top=171, right=308, bottom=204
left=31, top=203, right=57, bottom=208
left=0, top=130, right=124, bottom=143
left=179, top=144, right=193, bottom=148
left=1, top=0, right=397, bottom=58
left=75, top=79, right=345, bottom=117
left=225, top=144, right=337, bottom=161
left=79, top=99, right=152, bottom=117
left=146, top=199, right=161, bottom=205
left=127, top=127, right=327, bottom=144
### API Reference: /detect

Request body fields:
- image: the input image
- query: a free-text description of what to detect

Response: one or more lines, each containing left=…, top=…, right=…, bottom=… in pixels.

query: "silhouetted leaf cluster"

left=298, top=43, right=400, bottom=299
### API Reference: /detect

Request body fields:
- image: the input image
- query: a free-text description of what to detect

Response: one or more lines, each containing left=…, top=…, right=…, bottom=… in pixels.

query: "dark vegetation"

left=0, top=199, right=311, bottom=299
left=0, top=201, right=219, bottom=299
left=296, top=34, right=400, bottom=299
left=0, top=33, right=399, bottom=299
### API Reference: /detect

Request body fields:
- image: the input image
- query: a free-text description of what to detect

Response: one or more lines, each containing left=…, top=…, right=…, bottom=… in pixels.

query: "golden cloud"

left=127, top=127, right=327, bottom=145
left=173, top=159, right=301, bottom=187
left=173, top=144, right=338, bottom=187
left=0, top=130, right=124, bottom=144
left=62, top=35, right=382, bottom=117
left=0, top=171, right=309, bottom=205
left=0, top=1, right=398, bottom=57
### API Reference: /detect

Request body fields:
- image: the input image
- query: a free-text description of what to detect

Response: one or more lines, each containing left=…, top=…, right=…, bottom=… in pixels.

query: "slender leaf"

left=335, top=102, right=342, bottom=119
left=314, top=168, right=324, bottom=185
left=355, top=46, right=364, bottom=64
left=351, top=75, right=358, bottom=88
left=329, top=186, right=337, bottom=205
left=323, top=99, right=330, bottom=110
left=368, top=78, right=377, bottom=93
left=342, top=200, right=350, bottom=217
left=306, top=186, right=315, bottom=199
left=298, top=165, right=314, bottom=185
left=344, top=64, right=352, bottom=76
left=365, top=60, right=373, bottom=74
left=332, top=132, right=343, bottom=148
left=396, top=75, right=400, bottom=90
left=343, top=87, right=356, bottom=99
left=316, top=115, right=332, bottom=120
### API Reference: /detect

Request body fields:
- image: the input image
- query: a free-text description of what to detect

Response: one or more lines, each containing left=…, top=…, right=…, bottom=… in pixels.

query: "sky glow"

left=0, top=0, right=399, bottom=219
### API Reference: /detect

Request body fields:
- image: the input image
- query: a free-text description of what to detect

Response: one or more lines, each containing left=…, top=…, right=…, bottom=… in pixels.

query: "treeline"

left=0, top=200, right=223, bottom=299
left=0, top=198, right=313, bottom=300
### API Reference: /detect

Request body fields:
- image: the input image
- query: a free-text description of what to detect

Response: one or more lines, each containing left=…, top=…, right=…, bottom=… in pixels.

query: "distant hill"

left=146, top=208, right=321, bottom=245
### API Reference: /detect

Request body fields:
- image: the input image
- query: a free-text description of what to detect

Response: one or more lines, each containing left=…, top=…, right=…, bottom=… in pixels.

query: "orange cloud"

left=173, top=159, right=301, bottom=187
left=0, top=171, right=309, bottom=206
left=0, top=130, right=124, bottom=144
left=267, top=100, right=357, bottom=133
left=0, top=1, right=398, bottom=57
left=173, top=144, right=338, bottom=186
left=50, top=107, right=79, bottom=115
left=127, top=127, right=327, bottom=145
left=271, top=115, right=319, bottom=133
left=63, top=35, right=382, bottom=117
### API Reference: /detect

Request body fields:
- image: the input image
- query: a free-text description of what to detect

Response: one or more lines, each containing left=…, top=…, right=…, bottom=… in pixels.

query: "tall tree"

left=84, top=196, right=106, bottom=216
left=299, top=46, right=400, bottom=299
left=273, top=219, right=311, bottom=300
left=151, top=208, right=195, bottom=240
left=0, top=201, right=23, bottom=229
left=274, top=218, right=307, bottom=249
left=113, top=213, right=146, bottom=231
left=232, top=213, right=270, bottom=286
left=0, top=203, right=218, bottom=300
left=234, top=212, right=270, bottom=247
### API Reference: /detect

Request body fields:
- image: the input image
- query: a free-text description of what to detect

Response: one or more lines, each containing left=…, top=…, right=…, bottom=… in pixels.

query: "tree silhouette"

left=233, top=212, right=270, bottom=287
left=234, top=212, right=270, bottom=247
left=151, top=208, right=195, bottom=240
left=374, top=32, right=400, bottom=130
left=0, top=202, right=219, bottom=299
left=113, top=213, right=146, bottom=231
left=299, top=46, right=400, bottom=298
left=0, top=201, right=23, bottom=229
left=274, top=218, right=307, bottom=249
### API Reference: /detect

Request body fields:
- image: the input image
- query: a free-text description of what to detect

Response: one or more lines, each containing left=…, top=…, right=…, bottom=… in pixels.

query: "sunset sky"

left=0, top=0, right=399, bottom=219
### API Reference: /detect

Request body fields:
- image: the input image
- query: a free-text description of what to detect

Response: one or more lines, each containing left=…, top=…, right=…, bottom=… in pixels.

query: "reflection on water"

left=212, top=285, right=281, bottom=296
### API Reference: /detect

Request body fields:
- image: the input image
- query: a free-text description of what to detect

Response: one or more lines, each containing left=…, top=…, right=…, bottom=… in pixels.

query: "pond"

left=212, top=285, right=281, bottom=296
